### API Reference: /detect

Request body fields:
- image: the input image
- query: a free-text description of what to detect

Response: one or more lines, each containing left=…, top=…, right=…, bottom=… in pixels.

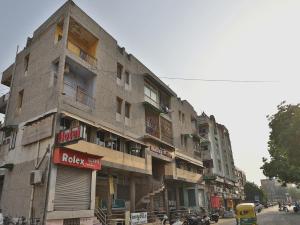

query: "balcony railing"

left=63, top=81, right=95, bottom=108
left=67, top=41, right=97, bottom=67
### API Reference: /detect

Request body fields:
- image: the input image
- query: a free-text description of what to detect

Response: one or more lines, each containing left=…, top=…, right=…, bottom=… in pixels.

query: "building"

left=234, top=167, right=246, bottom=202
left=197, top=113, right=237, bottom=210
left=0, top=1, right=206, bottom=225
left=261, top=179, right=288, bottom=203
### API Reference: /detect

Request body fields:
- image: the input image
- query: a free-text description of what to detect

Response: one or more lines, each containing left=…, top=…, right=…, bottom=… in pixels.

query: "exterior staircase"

left=94, top=206, right=107, bottom=225
left=136, top=178, right=165, bottom=208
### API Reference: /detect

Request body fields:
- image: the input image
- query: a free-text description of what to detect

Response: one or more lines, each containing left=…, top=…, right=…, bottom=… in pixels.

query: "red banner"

left=53, top=148, right=102, bottom=170
left=57, top=126, right=84, bottom=144
left=211, top=196, right=221, bottom=208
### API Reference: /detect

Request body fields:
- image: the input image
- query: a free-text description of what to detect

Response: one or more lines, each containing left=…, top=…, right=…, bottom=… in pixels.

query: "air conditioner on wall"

left=30, top=170, right=43, bottom=185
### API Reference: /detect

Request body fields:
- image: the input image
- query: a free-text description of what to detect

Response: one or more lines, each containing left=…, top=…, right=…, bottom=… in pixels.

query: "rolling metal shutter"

left=54, top=166, right=91, bottom=211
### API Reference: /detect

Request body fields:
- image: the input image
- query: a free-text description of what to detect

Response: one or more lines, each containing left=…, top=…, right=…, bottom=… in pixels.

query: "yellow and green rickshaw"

left=235, top=203, right=257, bottom=225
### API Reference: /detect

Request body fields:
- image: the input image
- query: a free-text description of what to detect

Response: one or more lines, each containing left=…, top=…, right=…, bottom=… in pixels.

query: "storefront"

left=46, top=147, right=102, bottom=225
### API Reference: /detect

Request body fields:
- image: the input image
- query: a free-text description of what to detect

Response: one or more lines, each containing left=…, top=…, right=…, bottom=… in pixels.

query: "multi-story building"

left=0, top=1, right=205, bottom=225
left=261, top=179, right=288, bottom=203
left=197, top=113, right=237, bottom=210
left=234, top=167, right=246, bottom=202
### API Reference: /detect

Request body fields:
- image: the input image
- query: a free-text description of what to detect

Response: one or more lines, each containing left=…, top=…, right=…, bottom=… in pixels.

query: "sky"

left=1, top=0, right=300, bottom=185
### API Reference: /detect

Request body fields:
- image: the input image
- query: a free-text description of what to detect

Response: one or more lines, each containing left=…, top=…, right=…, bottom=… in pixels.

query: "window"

left=125, top=71, right=130, bottom=85
left=226, top=164, right=230, bottom=175
left=24, top=54, right=30, bottom=75
left=182, top=113, right=185, bottom=123
left=179, top=111, right=182, bottom=122
left=17, top=90, right=24, bottom=111
left=117, top=63, right=123, bottom=79
left=218, top=159, right=222, bottom=172
left=125, top=102, right=131, bottom=118
left=144, top=84, right=158, bottom=105
left=181, top=134, right=187, bottom=148
left=116, top=97, right=123, bottom=114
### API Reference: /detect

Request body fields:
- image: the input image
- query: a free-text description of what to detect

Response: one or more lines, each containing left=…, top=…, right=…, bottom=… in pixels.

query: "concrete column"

left=107, top=174, right=113, bottom=216
left=149, top=195, right=154, bottom=212
left=164, top=187, right=169, bottom=215
left=175, top=186, right=180, bottom=210
left=194, top=186, right=200, bottom=208
left=130, top=176, right=136, bottom=212
left=57, top=10, right=70, bottom=109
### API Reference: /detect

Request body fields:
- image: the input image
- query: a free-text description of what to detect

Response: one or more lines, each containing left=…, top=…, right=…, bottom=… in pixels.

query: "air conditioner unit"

left=30, top=170, right=43, bottom=185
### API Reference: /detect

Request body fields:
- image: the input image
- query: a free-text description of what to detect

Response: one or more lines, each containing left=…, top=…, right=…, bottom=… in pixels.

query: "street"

left=217, top=206, right=300, bottom=225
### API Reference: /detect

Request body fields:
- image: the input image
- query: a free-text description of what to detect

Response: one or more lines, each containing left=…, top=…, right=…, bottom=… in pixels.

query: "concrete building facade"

left=0, top=1, right=210, bottom=225
left=197, top=113, right=238, bottom=210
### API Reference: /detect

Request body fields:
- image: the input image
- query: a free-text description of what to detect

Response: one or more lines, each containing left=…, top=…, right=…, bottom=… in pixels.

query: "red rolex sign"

left=57, top=126, right=84, bottom=144
left=53, top=148, right=102, bottom=170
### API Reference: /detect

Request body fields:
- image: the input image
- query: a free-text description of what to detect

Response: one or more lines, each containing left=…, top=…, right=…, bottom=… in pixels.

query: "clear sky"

left=1, top=0, right=300, bottom=185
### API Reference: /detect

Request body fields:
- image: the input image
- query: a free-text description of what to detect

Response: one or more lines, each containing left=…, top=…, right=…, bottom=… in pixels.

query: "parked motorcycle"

left=293, top=203, right=300, bottom=213
left=209, top=212, right=219, bottom=223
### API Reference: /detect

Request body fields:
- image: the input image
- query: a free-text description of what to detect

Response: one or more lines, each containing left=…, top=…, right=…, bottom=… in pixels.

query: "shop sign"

left=131, top=212, right=147, bottom=225
left=211, top=196, right=221, bottom=208
left=150, top=145, right=172, bottom=158
left=53, top=148, right=102, bottom=170
left=57, top=126, right=84, bottom=144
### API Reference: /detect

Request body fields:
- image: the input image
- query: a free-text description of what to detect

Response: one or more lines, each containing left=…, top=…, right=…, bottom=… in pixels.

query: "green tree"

left=261, top=102, right=300, bottom=186
left=244, top=182, right=267, bottom=203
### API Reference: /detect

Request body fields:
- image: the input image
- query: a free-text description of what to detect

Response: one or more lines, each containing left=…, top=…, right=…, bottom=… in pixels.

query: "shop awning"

left=175, top=150, right=204, bottom=167
left=61, top=111, right=147, bottom=147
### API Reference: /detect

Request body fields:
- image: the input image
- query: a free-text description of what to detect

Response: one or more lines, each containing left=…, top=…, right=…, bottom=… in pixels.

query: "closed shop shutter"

left=54, top=166, right=91, bottom=211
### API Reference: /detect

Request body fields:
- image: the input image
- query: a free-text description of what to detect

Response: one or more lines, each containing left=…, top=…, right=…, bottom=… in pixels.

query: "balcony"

left=65, top=140, right=152, bottom=175
left=62, top=57, right=96, bottom=109
left=67, top=17, right=98, bottom=67
left=0, top=93, right=9, bottom=114
left=176, top=168, right=202, bottom=183
left=67, top=41, right=97, bottom=67
left=63, top=81, right=95, bottom=108
left=1, top=64, right=13, bottom=87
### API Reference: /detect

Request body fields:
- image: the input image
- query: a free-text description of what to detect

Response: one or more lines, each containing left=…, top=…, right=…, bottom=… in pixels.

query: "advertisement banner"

left=53, top=148, right=102, bottom=170
left=131, top=212, right=147, bottom=225
left=211, top=196, right=221, bottom=208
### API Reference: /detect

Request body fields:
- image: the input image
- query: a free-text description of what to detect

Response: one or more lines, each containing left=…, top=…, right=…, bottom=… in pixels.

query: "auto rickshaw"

left=235, top=203, right=257, bottom=225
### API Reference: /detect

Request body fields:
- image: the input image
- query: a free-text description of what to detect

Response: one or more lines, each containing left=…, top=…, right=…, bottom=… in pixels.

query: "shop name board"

left=53, top=148, right=102, bottom=170
left=131, top=212, right=147, bottom=225
left=150, top=146, right=172, bottom=158
left=57, top=126, right=84, bottom=144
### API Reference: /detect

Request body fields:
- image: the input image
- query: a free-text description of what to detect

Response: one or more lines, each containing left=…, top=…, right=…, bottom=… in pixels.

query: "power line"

left=158, top=77, right=279, bottom=83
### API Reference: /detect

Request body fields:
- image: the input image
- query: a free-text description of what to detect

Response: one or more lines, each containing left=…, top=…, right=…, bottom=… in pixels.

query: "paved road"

left=216, top=206, right=300, bottom=225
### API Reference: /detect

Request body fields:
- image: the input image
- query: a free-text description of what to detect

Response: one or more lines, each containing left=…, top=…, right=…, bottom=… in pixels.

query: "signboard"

left=53, top=148, right=102, bottom=170
left=211, top=196, right=221, bottom=208
left=131, top=212, right=147, bottom=225
left=149, top=145, right=172, bottom=158
left=22, top=114, right=54, bottom=145
left=57, top=126, right=84, bottom=144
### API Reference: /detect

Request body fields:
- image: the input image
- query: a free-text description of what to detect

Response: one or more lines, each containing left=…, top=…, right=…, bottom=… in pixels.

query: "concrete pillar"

left=107, top=174, right=113, bottom=216
left=149, top=195, right=154, bottom=212
left=194, top=186, right=200, bottom=208
left=57, top=11, right=70, bottom=107
left=175, top=186, right=180, bottom=210
left=130, top=176, right=136, bottom=212
left=164, top=187, right=169, bottom=215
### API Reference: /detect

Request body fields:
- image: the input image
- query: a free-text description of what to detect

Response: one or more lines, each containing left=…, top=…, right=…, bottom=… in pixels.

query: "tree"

left=261, top=102, right=300, bottom=186
left=244, top=181, right=267, bottom=203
